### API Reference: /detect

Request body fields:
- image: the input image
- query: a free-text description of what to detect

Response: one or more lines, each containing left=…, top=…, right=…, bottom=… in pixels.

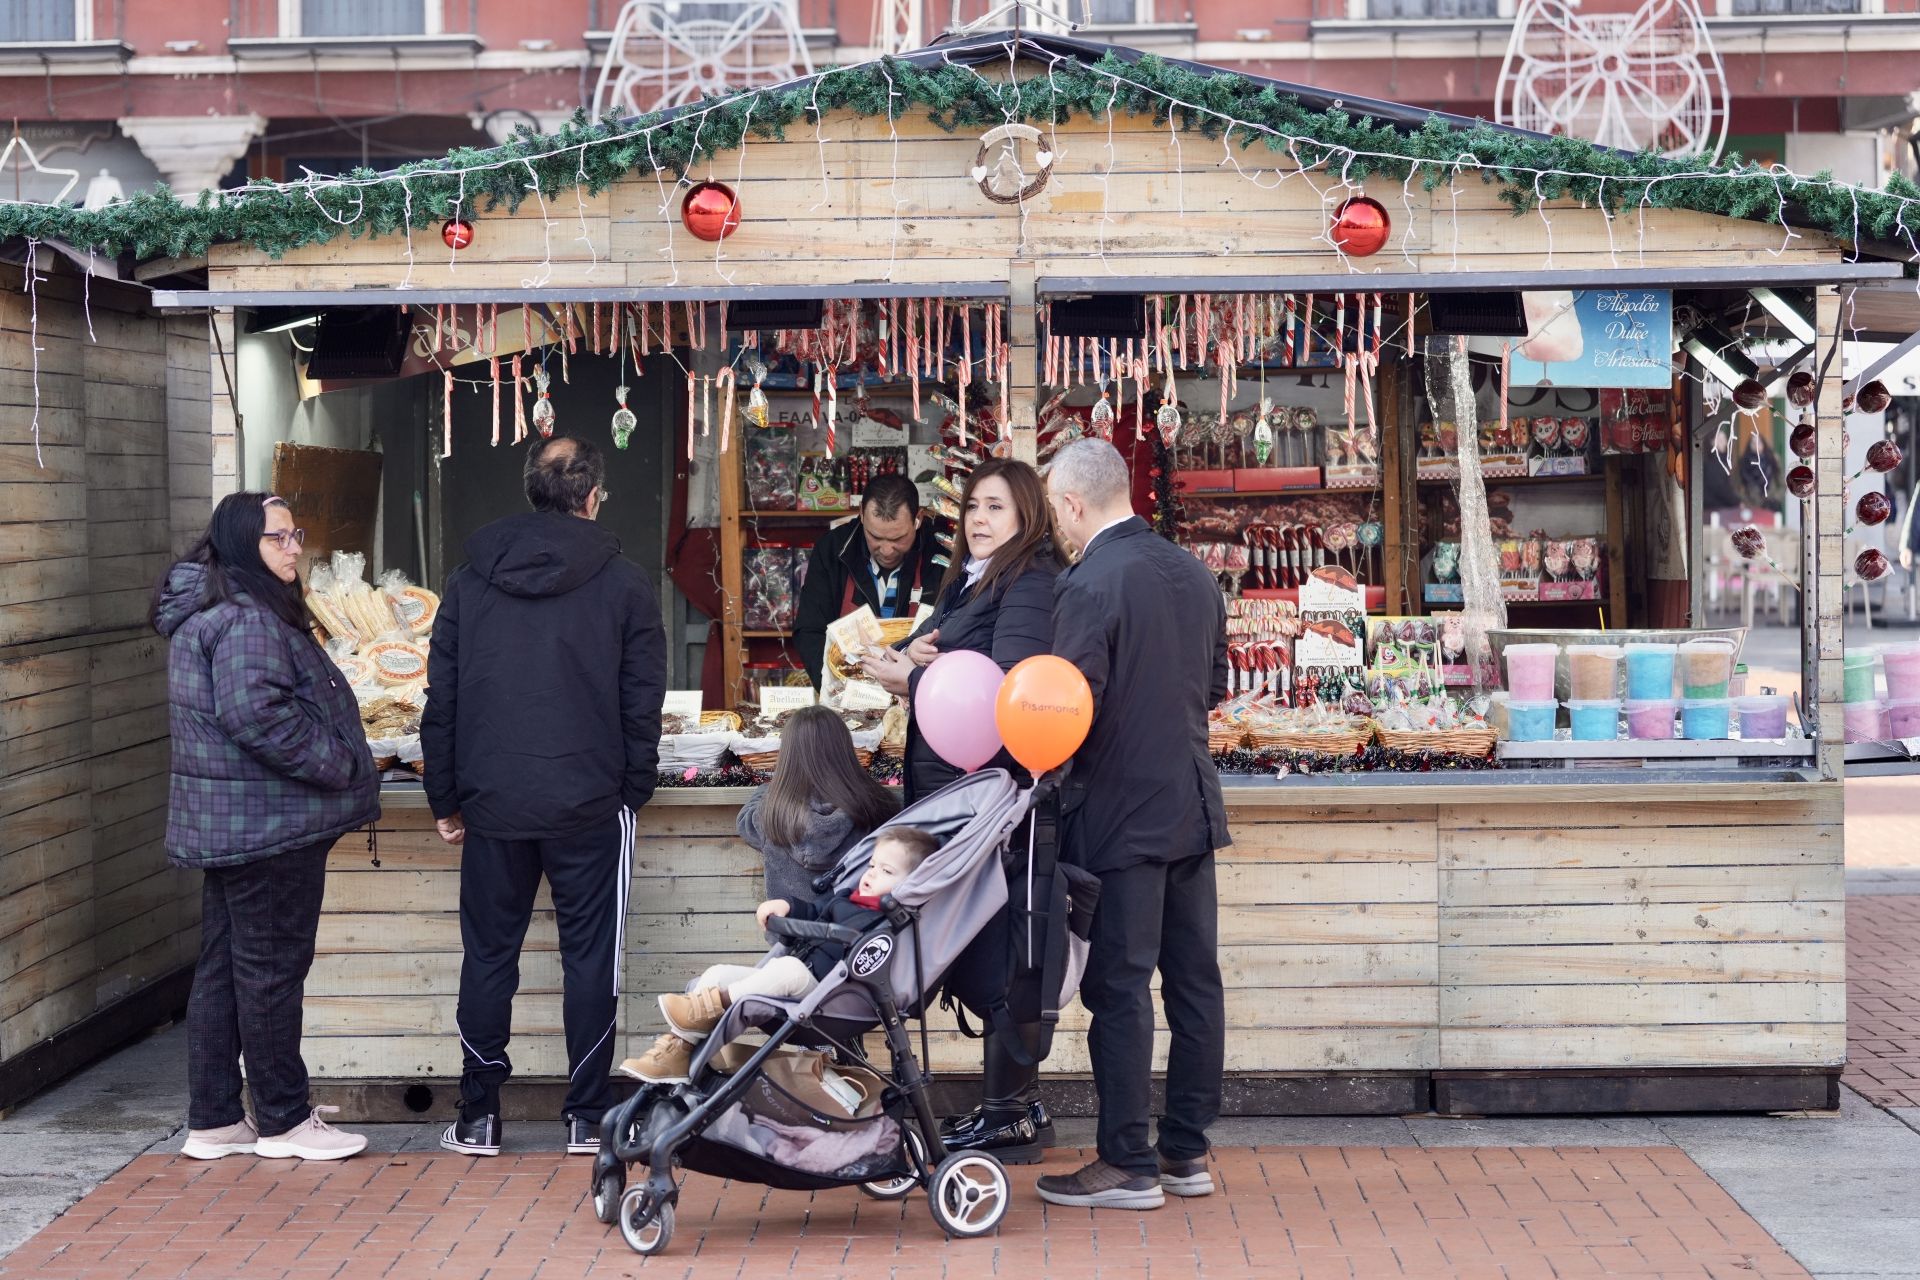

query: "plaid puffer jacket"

left=155, top=563, right=380, bottom=868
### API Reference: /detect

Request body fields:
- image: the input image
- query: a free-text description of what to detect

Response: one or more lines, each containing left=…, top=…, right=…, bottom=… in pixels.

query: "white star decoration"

left=0, top=133, right=80, bottom=205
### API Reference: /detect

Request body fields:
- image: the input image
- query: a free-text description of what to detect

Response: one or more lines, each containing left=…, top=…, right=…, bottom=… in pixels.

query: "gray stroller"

left=589, top=767, right=1057, bottom=1256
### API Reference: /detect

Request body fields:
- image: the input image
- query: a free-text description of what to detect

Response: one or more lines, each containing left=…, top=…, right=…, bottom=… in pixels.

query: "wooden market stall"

left=150, top=30, right=1897, bottom=1115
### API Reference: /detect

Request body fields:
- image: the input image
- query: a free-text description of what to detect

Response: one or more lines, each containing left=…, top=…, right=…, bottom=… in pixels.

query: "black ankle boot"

left=940, top=1105, right=1042, bottom=1164
left=939, top=1021, right=1052, bottom=1164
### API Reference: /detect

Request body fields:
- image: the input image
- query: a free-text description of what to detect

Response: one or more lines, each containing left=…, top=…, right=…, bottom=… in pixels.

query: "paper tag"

left=831, top=679, right=896, bottom=713
left=1297, top=565, right=1367, bottom=612
left=662, top=690, right=703, bottom=719
left=760, top=686, right=816, bottom=715
left=911, top=602, right=935, bottom=629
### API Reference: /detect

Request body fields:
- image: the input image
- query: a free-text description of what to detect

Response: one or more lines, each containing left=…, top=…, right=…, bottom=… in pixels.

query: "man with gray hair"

left=1036, top=437, right=1229, bottom=1211
left=423, top=433, right=666, bottom=1159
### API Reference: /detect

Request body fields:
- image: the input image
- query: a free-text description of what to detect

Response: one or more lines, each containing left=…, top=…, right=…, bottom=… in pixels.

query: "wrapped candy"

left=1786, top=370, right=1816, bottom=407
left=1868, top=439, right=1903, bottom=474
left=1857, top=491, right=1892, bottom=526
left=1789, top=423, right=1816, bottom=459
left=1857, top=547, right=1892, bottom=582
left=1857, top=380, right=1893, bottom=414
left=1786, top=465, right=1815, bottom=499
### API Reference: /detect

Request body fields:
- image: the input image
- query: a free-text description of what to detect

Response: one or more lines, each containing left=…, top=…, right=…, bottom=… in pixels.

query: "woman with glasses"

left=151, top=492, right=379, bottom=1162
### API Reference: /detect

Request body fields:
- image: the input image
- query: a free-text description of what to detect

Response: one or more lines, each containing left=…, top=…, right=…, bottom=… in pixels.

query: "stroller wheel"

left=591, top=1158, right=625, bottom=1224
left=927, top=1152, right=1009, bottom=1239
left=861, top=1125, right=928, bottom=1200
left=618, top=1186, right=674, bottom=1255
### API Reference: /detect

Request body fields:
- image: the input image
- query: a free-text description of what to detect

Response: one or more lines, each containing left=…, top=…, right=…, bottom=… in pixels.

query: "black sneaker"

left=939, top=1107, right=1043, bottom=1165
left=440, top=1113, right=501, bottom=1157
left=1035, top=1158, right=1165, bottom=1210
left=565, top=1116, right=599, bottom=1156
left=1158, top=1151, right=1214, bottom=1197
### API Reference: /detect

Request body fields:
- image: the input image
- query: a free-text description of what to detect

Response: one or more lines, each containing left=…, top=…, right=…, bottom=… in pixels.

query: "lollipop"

left=1732, top=379, right=1768, bottom=413
left=1730, top=525, right=1766, bottom=560
left=1561, top=417, right=1590, bottom=453
left=1868, top=439, right=1903, bottom=473
left=1358, top=521, right=1384, bottom=549
left=1785, top=370, right=1817, bottom=408
left=1857, top=547, right=1891, bottom=582
left=1789, top=423, right=1817, bottom=459
left=1786, top=465, right=1816, bottom=499
left=1857, top=491, right=1892, bottom=526
left=1857, top=380, right=1893, bottom=415
left=1531, top=417, right=1562, bottom=454
left=1544, top=540, right=1571, bottom=581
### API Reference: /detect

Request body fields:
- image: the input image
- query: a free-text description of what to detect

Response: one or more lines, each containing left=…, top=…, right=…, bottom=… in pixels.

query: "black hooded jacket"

left=422, top=511, right=667, bottom=840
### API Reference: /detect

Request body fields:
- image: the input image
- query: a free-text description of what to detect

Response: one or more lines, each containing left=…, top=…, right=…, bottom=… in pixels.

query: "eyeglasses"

left=261, top=529, right=307, bottom=551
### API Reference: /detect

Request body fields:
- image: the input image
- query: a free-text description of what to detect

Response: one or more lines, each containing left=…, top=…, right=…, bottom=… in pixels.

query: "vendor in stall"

left=793, top=472, right=942, bottom=689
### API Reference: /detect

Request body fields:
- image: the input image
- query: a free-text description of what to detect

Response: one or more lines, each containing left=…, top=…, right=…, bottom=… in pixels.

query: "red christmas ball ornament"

left=1730, top=526, right=1766, bottom=560
left=1857, top=380, right=1893, bottom=415
left=1732, top=379, right=1768, bottom=412
left=1857, top=491, right=1893, bottom=526
left=1785, top=370, right=1817, bottom=408
left=681, top=181, right=741, bottom=242
left=441, top=218, right=474, bottom=250
left=1789, top=423, right=1817, bottom=459
left=1856, top=547, right=1891, bottom=583
left=1868, top=439, right=1904, bottom=474
left=1329, top=197, right=1391, bottom=258
left=1786, top=465, right=1816, bottom=499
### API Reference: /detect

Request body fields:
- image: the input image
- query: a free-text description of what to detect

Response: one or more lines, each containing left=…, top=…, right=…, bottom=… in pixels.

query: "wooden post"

left=1604, top=455, right=1629, bottom=628
left=1007, top=263, right=1037, bottom=465
left=1381, top=357, right=1415, bottom=615
left=1811, top=288, right=1847, bottom=781
left=717, top=372, right=746, bottom=708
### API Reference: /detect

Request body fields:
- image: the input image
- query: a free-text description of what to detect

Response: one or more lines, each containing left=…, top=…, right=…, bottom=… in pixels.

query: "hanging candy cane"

left=512, top=353, right=526, bottom=442
left=686, top=370, right=698, bottom=461
left=639, top=301, right=651, bottom=357
left=1373, top=294, right=1383, bottom=360
left=717, top=365, right=736, bottom=455
left=491, top=356, right=502, bottom=445
left=825, top=365, right=839, bottom=458
left=442, top=369, right=454, bottom=458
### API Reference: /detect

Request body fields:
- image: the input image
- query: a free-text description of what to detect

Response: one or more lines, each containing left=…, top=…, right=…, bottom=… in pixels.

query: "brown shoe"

left=1035, top=1158, right=1165, bottom=1210
left=659, top=988, right=730, bottom=1040
left=1158, top=1151, right=1214, bottom=1197
left=620, top=1033, right=695, bottom=1084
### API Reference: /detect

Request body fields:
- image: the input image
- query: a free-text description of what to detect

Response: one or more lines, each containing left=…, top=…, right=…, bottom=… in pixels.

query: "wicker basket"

left=699, top=709, right=743, bottom=732
left=1369, top=723, right=1499, bottom=757
left=1245, top=725, right=1372, bottom=756
left=738, top=748, right=873, bottom=772
left=1208, top=724, right=1248, bottom=753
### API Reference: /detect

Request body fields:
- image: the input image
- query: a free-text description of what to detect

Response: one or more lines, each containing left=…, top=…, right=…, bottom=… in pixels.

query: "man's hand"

left=906, top=629, right=941, bottom=667
left=436, top=814, right=466, bottom=846
left=756, top=899, right=792, bottom=929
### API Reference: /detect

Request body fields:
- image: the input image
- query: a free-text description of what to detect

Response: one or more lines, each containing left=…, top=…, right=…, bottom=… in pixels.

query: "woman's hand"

left=858, top=646, right=915, bottom=695
left=905, top=628, right=941, bottom=667
left=756, top=899, right=792, bottom=929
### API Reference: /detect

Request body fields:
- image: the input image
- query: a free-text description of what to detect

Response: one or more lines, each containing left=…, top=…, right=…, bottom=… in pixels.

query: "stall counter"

left=303, top=776, right=1842, bottom=1117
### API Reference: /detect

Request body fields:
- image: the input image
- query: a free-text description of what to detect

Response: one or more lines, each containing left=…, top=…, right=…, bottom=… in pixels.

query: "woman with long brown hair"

left=735, top=705, right=900, bottom=905
left=856, top=457, right=1061, bottom=1166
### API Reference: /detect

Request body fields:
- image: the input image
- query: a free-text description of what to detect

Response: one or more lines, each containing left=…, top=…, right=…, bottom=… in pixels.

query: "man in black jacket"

left=1036, top=438, right=1229, bottom=1212
left=793, top=473, right=942, bottom=687
left=423, top=435, right=667, bottom=1158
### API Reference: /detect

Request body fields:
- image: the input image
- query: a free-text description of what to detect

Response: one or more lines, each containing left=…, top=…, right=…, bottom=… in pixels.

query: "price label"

left=662, top=691, right=703, bottom=719
left=760, top=686, right=816, bottom=715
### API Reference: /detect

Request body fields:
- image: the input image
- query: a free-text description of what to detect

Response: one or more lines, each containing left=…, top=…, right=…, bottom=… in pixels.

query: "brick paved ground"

left=1846, top=891, right=1920, bottom=1109
left=1845, top=776, right=1920, bottom=868
left=0, top=1145, right=1811, bottom=1280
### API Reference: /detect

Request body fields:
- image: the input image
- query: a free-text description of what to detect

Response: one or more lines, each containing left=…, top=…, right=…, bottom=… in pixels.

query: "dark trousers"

left=1078, top=850, right=1225, bottom=1177
left=456, top=810, right=631, bottom=1123
left=187, top=840, right=333, bottom=1138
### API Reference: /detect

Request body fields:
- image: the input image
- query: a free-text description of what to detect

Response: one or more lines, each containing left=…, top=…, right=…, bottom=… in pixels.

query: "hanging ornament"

left=1090, top=381, right=1116, bottom=441
left=1857, top=491, right=1893, bottom=526
left=441, top=218, right=474, bottom=250
left=1856, top=547, right=1892, bottom=582
left=1786, top=465, right=1815, bottom=498
left=1156, top=371, right=1183, bottom=447
left=1731, top=379, right=1767, bottom=413
left=1868, top=439, right=1904, bottom=473
left=1253, top=397, right=1275, bottom=465
left=530, top=366, right=556, bottom=437
left=1789, top=422, right=1817, bottom=459
left=1329, top=197, right=1391, bottom=258
left=1857, top=380, right=1893, bottom=415
left=744, top=359, right=770, bottom=428
left=1785, top=370, right=1816, bottom=407
left=681, top=181, right=741, bottom=242
left=611, top=384, right=637, bottom=450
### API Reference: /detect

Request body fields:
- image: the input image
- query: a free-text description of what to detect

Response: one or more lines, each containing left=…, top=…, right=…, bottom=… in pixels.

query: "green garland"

left=4, top=51, right=1916, bottom=262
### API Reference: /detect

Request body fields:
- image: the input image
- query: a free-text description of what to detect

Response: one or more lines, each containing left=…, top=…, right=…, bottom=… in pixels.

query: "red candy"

left=1868, top=439, right=1904, bottom=474
left=1731, top=526, right=1766, bottom=560
left=1786, top=465, right=1816, bottom=498
left=1856, top=547, right=1891, bottom=582
left=1857, top=491, right=1892, bottom=526
left=1789, top=423, right=1817, bottom=459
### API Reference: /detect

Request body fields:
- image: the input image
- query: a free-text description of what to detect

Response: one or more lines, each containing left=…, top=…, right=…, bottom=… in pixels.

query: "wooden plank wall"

left=305, top=788, right=1840, bottom=1082
left=207, top=110, right=1845, bottom=293
left=0, top=257, right=211, bottom=1068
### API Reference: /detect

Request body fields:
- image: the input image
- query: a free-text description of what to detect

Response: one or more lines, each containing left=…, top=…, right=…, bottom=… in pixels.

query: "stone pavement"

left=1844, top=881, right=1920, bottom=1109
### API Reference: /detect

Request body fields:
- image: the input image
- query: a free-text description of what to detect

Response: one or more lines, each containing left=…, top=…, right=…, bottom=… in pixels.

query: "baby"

left=622, top=825, right=940, bottom=1084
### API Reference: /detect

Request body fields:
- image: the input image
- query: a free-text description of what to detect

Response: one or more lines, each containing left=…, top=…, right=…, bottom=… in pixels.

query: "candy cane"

left=442, top=369, right=453, bottom=458
left=491, top=356, right=501, bottom=445
left=1373, top=294, right=1383, bottom=360
left=687, top=370, right=698, bottom=461
left=512, top=354, right=526, bottom=442
left=717, top=365, right=736, bottom=455
left=825, top=366, right=839, bottom=457
left=639, top=301, right=650, bottom=357
left=938, top=301, right=948, bottom=383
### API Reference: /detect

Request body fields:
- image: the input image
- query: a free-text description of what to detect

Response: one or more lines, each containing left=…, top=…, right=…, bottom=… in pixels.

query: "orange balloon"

left=994, top=655, right=1094, bottom=773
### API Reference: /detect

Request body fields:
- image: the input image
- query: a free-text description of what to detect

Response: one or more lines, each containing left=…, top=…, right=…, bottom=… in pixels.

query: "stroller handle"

left=764, top=916, right=865, bottom=947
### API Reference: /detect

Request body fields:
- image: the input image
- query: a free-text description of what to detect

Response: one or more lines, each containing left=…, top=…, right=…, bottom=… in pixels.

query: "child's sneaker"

left=658, top=988, right=729, bottom=1040
left=254, top=1107, right=367, bottom=1161
left=621, top=1033, right=695, bottom=1084
left=181, top=1116, right=258, bottom=1159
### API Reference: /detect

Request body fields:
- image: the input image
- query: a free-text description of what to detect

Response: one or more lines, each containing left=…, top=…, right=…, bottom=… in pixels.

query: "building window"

left=1728, top=0, right=1859, bottom=12
left=1082, top=0, right=1151, bottom=21
left=0, top=1, right=86, bottom=40
left=285, top=0, right=436, bottom=37
left=1365, top=0, right=1502, bottom=16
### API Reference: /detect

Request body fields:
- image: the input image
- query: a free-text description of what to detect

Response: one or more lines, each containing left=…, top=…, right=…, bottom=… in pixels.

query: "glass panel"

left=301, top=0, right=427, bottom=36
left=0, top=2, right=77, bottom=40
left=1729, top=0, right=1859, bottom=12
left=1084, top=0, right=1144, bottom=22
left=1365, top=0, right=1501, bottom=16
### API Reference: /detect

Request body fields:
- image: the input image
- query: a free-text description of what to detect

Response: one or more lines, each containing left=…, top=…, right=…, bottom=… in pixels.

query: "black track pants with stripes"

left=455, top=809, right=632, bottom=1123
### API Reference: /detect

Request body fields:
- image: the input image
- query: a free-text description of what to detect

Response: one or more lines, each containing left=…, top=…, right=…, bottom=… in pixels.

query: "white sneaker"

left=181, top=1116, right=258, bottom=1159
left=254, top=1107, right=367, bottom=1161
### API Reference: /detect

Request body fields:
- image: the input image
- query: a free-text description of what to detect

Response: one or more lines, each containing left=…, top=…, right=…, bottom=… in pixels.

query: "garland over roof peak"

left=2, top=31, right=1915, bottom=266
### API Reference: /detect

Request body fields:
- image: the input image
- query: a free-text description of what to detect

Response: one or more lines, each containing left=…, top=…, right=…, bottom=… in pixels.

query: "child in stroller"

left=589, top=768, right=1055, bottom=1257
left=621, top=826, right=941, bottom=1084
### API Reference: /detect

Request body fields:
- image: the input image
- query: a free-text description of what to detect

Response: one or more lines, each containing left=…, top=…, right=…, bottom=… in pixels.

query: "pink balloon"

left=914, top=649, right=1006, bottom=772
